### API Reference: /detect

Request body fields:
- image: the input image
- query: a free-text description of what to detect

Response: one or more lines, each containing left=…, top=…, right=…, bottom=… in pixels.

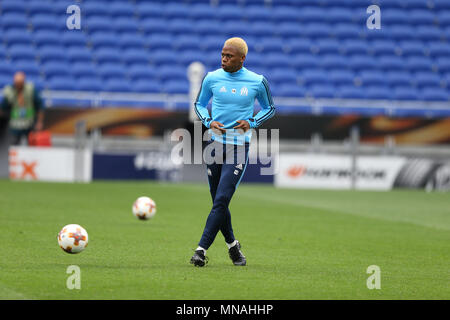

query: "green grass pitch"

left=0, top=179, right=449, bottom=300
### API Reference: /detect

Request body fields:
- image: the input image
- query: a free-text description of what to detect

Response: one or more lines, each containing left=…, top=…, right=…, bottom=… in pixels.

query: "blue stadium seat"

left=8, top=44, right=36, bottom=61
left=157, top=66, right=187, bottom=82
left=320, top=54, right=348, bottom=69
left=140, top=18, right=168, bottom=34
left=300, top=69, right=328, bottom=85
left=178, top=50, right=204, bottom=65
left=276, top=22, right=301, bottom=38
left=46, top=76, right=77, bottom=91
left=428, top=42, right=450, bottom=58
left=41, top=62, right=71, bottom=79
left=332, top=24, right=361, bottom=39
left=1, top=14, right=28, bottom=30
left=38, top=46, right=67, bottom=63
left=0, top=46, right=7, bottom=61
left=188, top=4, right=218, bottom=20
left=71, top=63, right=98, bottom=78
left=0, top=75, right=12, bottom=87
left=436, top=57, right=450, bottom=72
left=83, top=1, right=110, bottom=17
left=0, top=1, right=26, bottom=15
left=265, top=53, right=291, bottom=68
left=114, top=18, right=140, bottom=33
left=0, top=62, right=14, bottom=77
left=105, top=79, right=132, bottom=92
left=118, top=33, right=146, bottom=49
left=390, top=25, right=416, bottom=40
left=348, top=55, right=378, bottom=70
left=382, top=9, right=410, bottom=25
left=109, top=2, right=136, bottom=18
left=168, top=19, right=194, bottom=35
left=342, top=39, right=368, bottom=55
left=164, top=3, right=190, bottom=19
left=245, top=52, right=264, bottom=68
left=378, top=55, right=405, bottom=71
left=366, top=86, right=391, bottom=99
left=328, top=70, right=355, bottom=86
left=337, top=85, right=367, bottom=99
left=128, top=65, right=156, bottom=81
left=86, top=16, right=112, bottom=33
left=287, top=38, right=313, bottom=54
left=90, top=32, right=119, bottom=49
left=258, top=38, right=285, bottom=53
left=94, top=48, right=122, bottom=64
left=416, top=26, right=443, bottom=41
left=270, top=68, right=298, bottom=85
left=67, top=47, right=93, bottom=63
left=301, top=23, right=330, bottom=38
left=371, top=40, right=398, bottom=55
left=434, top=0, right=450, bottom=10
left=276, top=84, right=305, bottom=97
left=13, top=60, right=40, bottom=77
left=201, top=36, right=224, bottom=52
left=399, top=41, right=425, bottom=56
left=173, top=35, right=202, bottom=51
left=324, top=7, right=353, bottom=23
left=386, top=71, right=413, bottom=87
left=150, top=49, right=178, bottom=65
left=147, top=34, right=173, bottom=50
left=193, top=20, right=223, bottom=36
left=222, top=20, right=251, bottom=38
left=30, top=14, right=65, bottom=31
left=403, top=0, right=430, bottom=9
left=272, top=6, right=299, bottom=22
left=414, top=72, right=442, bottom=88
left=409, top=10, right=436, bottom=25
left=28, top=1, right=55, bottom=15
left=77, top=77, right=103, bottom=91
left=136, top=3, right=164, bottom=19
left=134, top=80, right=162, bottom=93
left=217, top=5, right=244, bottom=22
left=437, top=11, right=450, bottom=26
left=163, top=80, right=189, bottom=94
left=297, top=7, right=326, bottom=23
left=291, top=54, right=319, bottom=69
left=358, top=70, right=386, bottom=87
left=248, top=22, right=274, bottom=37
left=421, top=87, right=449, bottom=101
left=405, top=56, right=433, bottom=71
left=243, top=6, right=271, bottom=22
left=4, top=29, right=33, bottom=45
left=61, top=32, right=88, bottom=47
left=33, top=30, right=62, bottom=47
left=315, top=39, right=341, bottom=55
left=393, top=87, right=419, bottom=100
left=308, top=84, right=336, bottom=98
left=98, top=64, right=127, bottom=80
left=122, top=49, right=150, bottom=65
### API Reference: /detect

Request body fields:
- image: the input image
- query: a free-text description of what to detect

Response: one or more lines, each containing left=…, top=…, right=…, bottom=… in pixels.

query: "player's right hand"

left=210, top=121, right=226, bottom=134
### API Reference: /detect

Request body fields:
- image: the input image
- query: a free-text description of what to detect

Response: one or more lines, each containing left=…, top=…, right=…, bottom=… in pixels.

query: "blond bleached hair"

left=224, top=37, right=248, bottom=56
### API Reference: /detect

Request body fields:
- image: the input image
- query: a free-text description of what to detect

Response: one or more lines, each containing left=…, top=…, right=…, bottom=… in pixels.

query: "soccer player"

left=191, top=37, right=275, bottom=267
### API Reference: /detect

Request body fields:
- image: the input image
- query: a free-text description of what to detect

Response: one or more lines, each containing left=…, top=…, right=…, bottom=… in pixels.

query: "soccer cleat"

left=190, top=249, right=208, bottom=267
left=228, top=241, right=246, bottom=266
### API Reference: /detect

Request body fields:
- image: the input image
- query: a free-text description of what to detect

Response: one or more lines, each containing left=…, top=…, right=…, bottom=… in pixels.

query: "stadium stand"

left=0, top=0, right=448, bottom=115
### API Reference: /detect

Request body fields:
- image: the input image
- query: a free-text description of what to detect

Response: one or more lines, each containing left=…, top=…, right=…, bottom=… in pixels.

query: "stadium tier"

left=0, top=0, right=449, bottom=114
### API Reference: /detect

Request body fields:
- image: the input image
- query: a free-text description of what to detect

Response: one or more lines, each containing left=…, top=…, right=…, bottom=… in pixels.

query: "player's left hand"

left=233, top=120, right=250, bottom=132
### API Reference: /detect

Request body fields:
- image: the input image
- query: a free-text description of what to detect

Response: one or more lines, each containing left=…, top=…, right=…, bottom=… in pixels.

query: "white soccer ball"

left=132, top=196, right=156, bottom=220
left=57, top=224, right=88, bottom=254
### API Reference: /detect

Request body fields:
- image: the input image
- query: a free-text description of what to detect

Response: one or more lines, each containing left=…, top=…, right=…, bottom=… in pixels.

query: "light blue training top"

left=194, top=67, right=275, bottom=145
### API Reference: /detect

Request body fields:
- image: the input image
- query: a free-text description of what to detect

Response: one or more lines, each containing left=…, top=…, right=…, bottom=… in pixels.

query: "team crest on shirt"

left=231, top=88, right=236, bottom=94
left=220, top=86, right=227, bottom=93
left=240, top=87, right=248, bottom=96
